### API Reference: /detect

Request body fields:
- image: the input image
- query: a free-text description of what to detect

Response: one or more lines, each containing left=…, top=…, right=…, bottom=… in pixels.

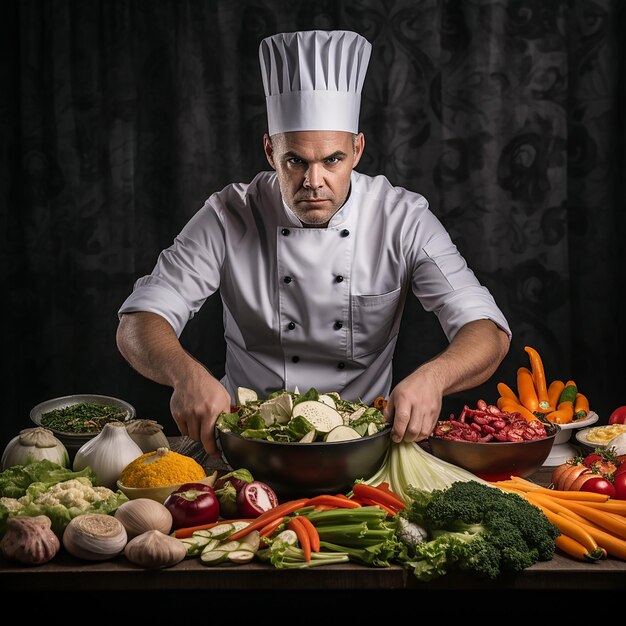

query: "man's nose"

left=304, top=164, right=323, bottom=189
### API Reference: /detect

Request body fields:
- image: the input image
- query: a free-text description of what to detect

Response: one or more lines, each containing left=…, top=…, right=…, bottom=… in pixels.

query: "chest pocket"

left=350, top=287, right=403, bottom=359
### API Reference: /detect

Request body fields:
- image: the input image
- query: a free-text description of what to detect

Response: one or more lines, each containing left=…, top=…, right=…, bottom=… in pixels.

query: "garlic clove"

left=124, top=529, right=187, bottom=569
left=125, top=419, right=170, bottom=453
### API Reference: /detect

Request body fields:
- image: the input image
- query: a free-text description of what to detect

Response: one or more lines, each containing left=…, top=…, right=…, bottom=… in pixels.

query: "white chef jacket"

left=118, top=170, right=511, bottom=404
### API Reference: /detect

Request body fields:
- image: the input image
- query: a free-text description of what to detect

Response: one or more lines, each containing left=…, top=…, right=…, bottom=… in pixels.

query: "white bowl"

left=544, top=411, right=599, bottom=464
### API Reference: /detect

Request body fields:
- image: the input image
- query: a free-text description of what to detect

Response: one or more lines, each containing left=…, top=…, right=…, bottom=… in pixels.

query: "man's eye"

left=287, top=158, right=304, bottom=165
left=325, top=157, right=340, bottom=164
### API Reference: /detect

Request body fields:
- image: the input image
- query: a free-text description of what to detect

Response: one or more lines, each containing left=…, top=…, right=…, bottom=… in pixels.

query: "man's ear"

left=263, top=133, right=276, bottom=170
left=352, top=132, right=365, bottom=168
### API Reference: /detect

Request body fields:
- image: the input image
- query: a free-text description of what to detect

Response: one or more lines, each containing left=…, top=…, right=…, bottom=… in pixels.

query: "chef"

left=116, top=29, right=512, bottom=456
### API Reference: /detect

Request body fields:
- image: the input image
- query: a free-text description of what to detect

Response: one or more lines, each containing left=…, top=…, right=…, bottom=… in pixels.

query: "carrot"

left=557, top=501, right=626, bottom=540
left=574, top=393, right=590, bottom=420
left=523, top=492, right=598, bottom=526
left=562, top=515, right=626, bottom=560
left=525, top=495, right=601, bottom=554
left=355, top=496, right=399, bottom=516
left=524, top=346, right=551, bottom=411
left=497, top=382, right=520, bottom=402
left=554, top=533, right=604, bottom=562
left=352, top=483, right=406, bottom=510
left=288, top=516, right=311, bottom=561
left=547, top=380, right=565, bottom=412
left=496, top=397, right=540, bottom=423
left=517, top=366, right=539, bottom=412
left=297, top=515, right=321, bottom=552
left=532, top=489, right=609, bottom=502
left=373, top=396, right=387, bottom=410
left=259, top=515, right=285, bottom=538
left=307, top=494, right=362, bottom=509
left=173, top=519, right=247, bottom=539
left=227, top=498, right=310, bottom=541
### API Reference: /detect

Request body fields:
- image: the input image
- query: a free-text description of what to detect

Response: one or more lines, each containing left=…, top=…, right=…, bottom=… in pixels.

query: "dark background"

left=1, top=0, right=624, bottom=453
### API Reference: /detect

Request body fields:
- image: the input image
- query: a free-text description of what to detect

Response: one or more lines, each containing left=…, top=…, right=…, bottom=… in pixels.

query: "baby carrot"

left=288, top=516, right=311, bottom=561
left=554, top=533, right=604, bottom=562
left=227, top=498, right=310, bottom=541
left=559, top=501, right=626, bottom=540
left=307, top=494, right=362, bottom=509
left=297, top=515, right=321, bottom=552
left=526, top=496, right=601, bottom=554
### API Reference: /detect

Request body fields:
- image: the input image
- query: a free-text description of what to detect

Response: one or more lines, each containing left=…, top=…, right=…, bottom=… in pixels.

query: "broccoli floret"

left=400, top=481, right=559, bottom=581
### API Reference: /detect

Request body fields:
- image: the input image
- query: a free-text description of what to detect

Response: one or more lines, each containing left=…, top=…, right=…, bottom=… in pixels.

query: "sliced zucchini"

left=239, top=530, right=261, bottom=552
left=204, top=523, right=240, bottom=540
left=324, top=425, right=362, bottom=442
left=236, top=386, right=258, bottom=405
left=200, top=549, right=230, bottom=565
left=274, top=529, right=298, bottom=546
left=299, top=430, right=316, bottom=443
left=291, top=401, right=343, bottom=433
left=227, top=550, right=256, bottom=564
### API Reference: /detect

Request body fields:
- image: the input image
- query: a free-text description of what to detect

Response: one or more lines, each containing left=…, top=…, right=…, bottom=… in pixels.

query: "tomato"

left=163, top=482, right=220, bottom=530
left=583, top=453, right=604, bottom=468
left=609, top=406, right=626, bottom=425
left=614, top=473, right=626, bottom=500
left=615, top=462, right=626, bottom=477
left=580, top=476, right=616, bottom=498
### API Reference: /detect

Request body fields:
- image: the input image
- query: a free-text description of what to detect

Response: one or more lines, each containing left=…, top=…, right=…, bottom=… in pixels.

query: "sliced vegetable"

left=236, top=481, right=278, bottom=518
left=324, top=425, right=361, bottom=442
left=291, top=401, right=343, bottom=433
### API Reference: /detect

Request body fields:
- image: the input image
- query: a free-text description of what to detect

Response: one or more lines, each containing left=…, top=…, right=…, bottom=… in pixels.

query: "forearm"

left=415, top=319, right=511, bottom=396
left=116, top=311, right=204, bottom=387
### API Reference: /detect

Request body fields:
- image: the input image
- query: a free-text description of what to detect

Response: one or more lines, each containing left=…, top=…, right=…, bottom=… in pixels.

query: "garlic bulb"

left=73, top=421, right=143, bottom=489
left=0, top=515, right=61, bottom=565
left=1, top=427, right=69, bottom=470
left=125, top=419, right=169, bottom=453
left=114, top=498, right=173, bottom=538
left=124, top=529, right=187, bottom=569
left=62, top=513, right=127, bottom=560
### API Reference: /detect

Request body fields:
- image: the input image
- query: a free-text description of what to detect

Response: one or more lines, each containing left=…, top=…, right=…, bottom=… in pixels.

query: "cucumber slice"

left=324, top=425, right=362, bottom=442
left=318, top=394, right=337, bottom=409
left=200, top=549, right=230, bottom=565
left=237, top=386, right=258, bottom=405
left=366, top=421, right=380, bottom=436
left=299, top=430, right=316, bottom=443
left=348, top=406, right=366, bottom=422
left=291, top=401, right=343, bottom=433
left=239, top=530, right=260, bottom=552
left=227, top=550, right=256, bottom=563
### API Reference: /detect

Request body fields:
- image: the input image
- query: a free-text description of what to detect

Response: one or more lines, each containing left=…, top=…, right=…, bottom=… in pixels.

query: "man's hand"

left=385, top=368, right=444, bottom=443
left=170, top=367, right=232, bottom=456
left=384, top=319, right=510, bottom=443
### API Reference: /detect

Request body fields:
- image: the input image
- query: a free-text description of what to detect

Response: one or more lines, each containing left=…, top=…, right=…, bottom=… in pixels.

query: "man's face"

left=264, top=130, right=365, bottom=226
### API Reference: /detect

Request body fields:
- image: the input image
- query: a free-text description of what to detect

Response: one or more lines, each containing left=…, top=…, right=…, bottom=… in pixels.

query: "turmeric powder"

left=119, top=447, right=206, bottom=488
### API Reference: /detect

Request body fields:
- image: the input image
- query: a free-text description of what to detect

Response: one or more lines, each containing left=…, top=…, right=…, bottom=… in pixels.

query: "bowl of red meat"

left=427, top=400, right=560, bottom=481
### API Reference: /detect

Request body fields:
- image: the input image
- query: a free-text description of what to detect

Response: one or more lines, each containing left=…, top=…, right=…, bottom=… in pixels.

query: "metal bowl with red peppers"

left=427, top=400, right=560, bottom=482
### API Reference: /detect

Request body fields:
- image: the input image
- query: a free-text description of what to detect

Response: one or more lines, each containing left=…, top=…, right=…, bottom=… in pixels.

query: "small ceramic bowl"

left=116, top=473, right=217, bottom=504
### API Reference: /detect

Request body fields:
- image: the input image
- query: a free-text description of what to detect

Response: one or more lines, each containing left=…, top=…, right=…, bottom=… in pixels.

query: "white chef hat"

left=259, top=30, right=372, bottom=135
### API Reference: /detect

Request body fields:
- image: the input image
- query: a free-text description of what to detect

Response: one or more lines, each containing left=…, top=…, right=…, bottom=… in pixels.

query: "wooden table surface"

left=2, top=437, right=625, bottom=592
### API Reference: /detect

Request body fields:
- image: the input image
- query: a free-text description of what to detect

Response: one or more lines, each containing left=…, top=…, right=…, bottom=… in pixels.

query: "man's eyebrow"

left=283, top=150, right=348, bottom=161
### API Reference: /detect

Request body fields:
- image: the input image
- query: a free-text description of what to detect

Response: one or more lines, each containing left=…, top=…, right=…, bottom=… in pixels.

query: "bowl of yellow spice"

left=117, top=447, right=217, bottom=503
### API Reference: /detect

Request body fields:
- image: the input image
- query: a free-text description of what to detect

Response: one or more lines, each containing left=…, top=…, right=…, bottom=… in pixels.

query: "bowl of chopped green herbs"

left=30, top=394, right=136, bottom=454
